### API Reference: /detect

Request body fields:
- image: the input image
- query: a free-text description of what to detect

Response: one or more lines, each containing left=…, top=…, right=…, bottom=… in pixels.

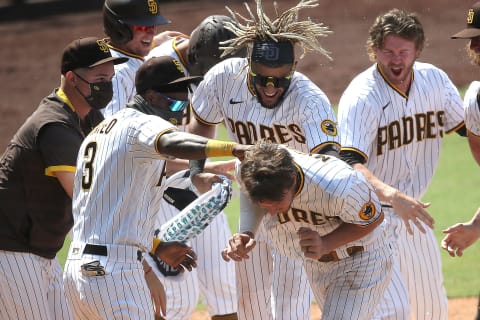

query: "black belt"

left=318, top=245, right=364, bottom=262
left=83, top=244, right=142, bottom=261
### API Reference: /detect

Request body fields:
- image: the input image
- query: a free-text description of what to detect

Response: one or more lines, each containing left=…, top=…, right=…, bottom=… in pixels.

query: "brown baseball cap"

left=451, top=2, right=480, bottom=39
left=135, top=56, right=203, bottom=94
left=61, top=37, right=128, bottom=74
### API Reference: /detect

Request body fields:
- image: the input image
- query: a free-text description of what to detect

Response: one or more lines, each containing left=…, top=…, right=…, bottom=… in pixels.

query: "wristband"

left=151, top=237, right=162, bottom=255
left=205, top=140, right=237, bottom=158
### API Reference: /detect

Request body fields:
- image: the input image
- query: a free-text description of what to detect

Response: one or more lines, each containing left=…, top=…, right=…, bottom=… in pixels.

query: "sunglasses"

left=156, top=92, right=190, bottom=112
left=132, top=25, right=155, bottom=33
left=249, top=68, right=294, bottom=88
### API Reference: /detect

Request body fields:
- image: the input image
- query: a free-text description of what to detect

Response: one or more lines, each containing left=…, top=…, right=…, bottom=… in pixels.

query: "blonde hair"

left=220, top=0, right=332, bottom=60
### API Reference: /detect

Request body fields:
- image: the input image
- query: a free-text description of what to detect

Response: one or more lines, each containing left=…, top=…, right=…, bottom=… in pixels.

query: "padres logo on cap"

left=147, top=0, right=158, bottom=14
left=468, top=9, right=475, bottom=24
left=172, top=59, right=185, bottom=74
left=96, top=39, right=109, bottom=53
left=320, top=119, right=338, bottom=136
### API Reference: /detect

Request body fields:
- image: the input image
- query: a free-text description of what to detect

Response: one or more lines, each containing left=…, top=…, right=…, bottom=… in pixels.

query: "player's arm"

left=297, top=213, right=384, bottom=260
left=467, top=131, right=480, bottom=166
left=441, top=207, right=480, bottom=257
left=38, top=123, right=82, bottom=199
left=341, top=149, right=435, bottom=234
left=157, top=131, right=245, bottom=193
left=352, top=161, right=434, bottom=234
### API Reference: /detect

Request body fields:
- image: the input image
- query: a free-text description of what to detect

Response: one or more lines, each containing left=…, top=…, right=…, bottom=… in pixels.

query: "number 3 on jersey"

left=81, top=141, right=97, bottom=190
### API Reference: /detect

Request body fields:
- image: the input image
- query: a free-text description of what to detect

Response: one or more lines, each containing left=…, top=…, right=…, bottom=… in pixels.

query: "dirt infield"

left=0, top=0, right=478, bottom=318
left=191, top=297, right=479, bottom=319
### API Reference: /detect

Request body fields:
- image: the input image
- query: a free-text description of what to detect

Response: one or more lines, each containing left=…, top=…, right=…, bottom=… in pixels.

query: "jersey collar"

left=56, top=88, right=75, bottom=112
left=376, top=64, right=413, bottom=100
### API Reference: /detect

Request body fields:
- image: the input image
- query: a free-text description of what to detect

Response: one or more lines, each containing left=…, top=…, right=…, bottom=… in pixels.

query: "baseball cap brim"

left=451, top=28, right=480, bottom=39
left=90, top=56, right=129, bottom=68
left=124, top=15, right=170, bottom=26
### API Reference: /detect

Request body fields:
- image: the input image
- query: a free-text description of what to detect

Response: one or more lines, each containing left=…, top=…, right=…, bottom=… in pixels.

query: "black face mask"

left=73, top=72, right=113, bottom=110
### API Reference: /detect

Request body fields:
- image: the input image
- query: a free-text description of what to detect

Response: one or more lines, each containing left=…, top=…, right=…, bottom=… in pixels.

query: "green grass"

left=58, top=123, right=480, bottom=299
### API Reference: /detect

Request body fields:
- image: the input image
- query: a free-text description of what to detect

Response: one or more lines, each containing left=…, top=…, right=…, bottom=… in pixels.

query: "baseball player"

left=451, top=1, right=480, bottom=166
left=101, top=0, right=181, bottom=118
left=0, top=37, right=126, bottom=320
left=145, top=15, right=247, bottom=320
left=337, top=9, right=465, bottom=320
left=62, top=56, right=250, bottom=320
left=188, top=1, right=340, bottom=319
left=222, top=141, right=393, bottom=320
left=442, top=1, right=480, bottom=258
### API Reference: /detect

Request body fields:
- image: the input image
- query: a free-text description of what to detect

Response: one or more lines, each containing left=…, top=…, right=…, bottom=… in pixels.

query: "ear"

left=65, top=71, right=77, bottom=84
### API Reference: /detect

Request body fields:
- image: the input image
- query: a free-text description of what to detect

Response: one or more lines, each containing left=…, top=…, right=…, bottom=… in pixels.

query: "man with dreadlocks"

left=188, top=1, right=340, bottom=319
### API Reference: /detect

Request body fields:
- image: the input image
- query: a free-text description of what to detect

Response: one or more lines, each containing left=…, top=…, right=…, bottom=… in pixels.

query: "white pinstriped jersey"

left=71, top=108, right=176, bottom=251
left=338, top=62, right=465, bottom=199
left=463, top=81, right=480, bottom=136
left=261, top=150, right=386, bottom=260
left=102, top=47, right=144, bottom=117
left=191, top=57, right=340, bottom=153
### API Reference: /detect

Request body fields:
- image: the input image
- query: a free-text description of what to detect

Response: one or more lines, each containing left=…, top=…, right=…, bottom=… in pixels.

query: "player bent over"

left=223, top=141, right=393, bottom=320
left=63, top=56, right=249, bottom=320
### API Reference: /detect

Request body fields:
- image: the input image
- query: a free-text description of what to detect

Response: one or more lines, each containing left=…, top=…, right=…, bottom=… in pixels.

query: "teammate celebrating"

left=0, top=37, right=126, bottom=320
left=451, top=1, right=480, bottom=166
left=63, top=56, right=250, bottom=319
left=101, top=0, right=180, bottom=117
left=337, top=9, right=465, bottom=320
left=223, top=141, right=393, bottom=320
left=145, top=15, right=246, bottom=320
left=188, top=1, right=339, bottom=319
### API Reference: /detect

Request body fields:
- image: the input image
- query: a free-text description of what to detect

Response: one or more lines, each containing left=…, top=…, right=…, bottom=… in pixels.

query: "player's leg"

left=396, top=223, right=448, bottom=320
left=195, top=212, right=237, bottom=318
left=0, top=251, right=71, bottom=320
left=372, top=258, right=410, bottom=320
left=304, top=244, right=393, bottom=320
left=64, top=250, right=153, bottom=320
left=235, top=223, right=274, bottom=320
left=271, top=248, right=312, bottom=320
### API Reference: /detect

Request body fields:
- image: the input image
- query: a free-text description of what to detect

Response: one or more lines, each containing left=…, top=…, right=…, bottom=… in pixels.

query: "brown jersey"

left=0, top=89, right=102, bottom=259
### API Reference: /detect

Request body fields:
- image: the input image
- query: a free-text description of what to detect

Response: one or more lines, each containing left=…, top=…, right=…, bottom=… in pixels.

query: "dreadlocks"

left=220, top=0, right=332, bottom=60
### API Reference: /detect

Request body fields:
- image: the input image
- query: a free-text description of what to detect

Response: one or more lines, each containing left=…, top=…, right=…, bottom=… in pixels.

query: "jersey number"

left=82, top=141, right=97, bottom=190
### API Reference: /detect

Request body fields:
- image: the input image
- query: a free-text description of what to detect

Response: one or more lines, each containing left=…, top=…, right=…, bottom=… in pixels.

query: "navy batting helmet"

left=103, top=0, right=170, bottom=44
left=187, top=15, right=247, bottom=76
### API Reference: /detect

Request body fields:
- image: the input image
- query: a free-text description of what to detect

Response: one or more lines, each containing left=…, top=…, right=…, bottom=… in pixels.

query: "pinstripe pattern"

left=102, top=48, right=144, bottom=117
left=146, top=38, right=238, bottom=318
left=338, top=62, right=465, bottom=320
left=464, top=81, right=480, bottom=136
left=256, top=149, right=392, bottom=320
left=191, top=57, right=339, bottom=319
left=0, top=251, right=71, bottom=320
left=64, top=108, right=176, bottom=319
left=151, top=198, right=237, bottom=319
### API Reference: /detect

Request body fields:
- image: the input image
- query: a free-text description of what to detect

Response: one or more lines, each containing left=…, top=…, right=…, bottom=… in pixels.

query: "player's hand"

left=441, top=223, right=480, bottom=257
left=155, top=241, right=197, bottom=271
left=390, top=191, right=435, bottom=235
left=222, top=232, right=256, bottom=262
left=297, top=227, right=329, bottom=259
left=191, top=172, right=223, bottom=194
left=143, top=262, right=166, bottom=317
left=152, top=30, right=185, bottom=47
left=232, top=144, right=252, bottom=161
left=204, top=159, right=236, bottom=180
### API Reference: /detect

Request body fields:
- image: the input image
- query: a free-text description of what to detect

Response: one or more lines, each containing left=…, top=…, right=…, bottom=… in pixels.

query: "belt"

left=318, top=246, right=364, bottom=263
left=83, top=244, right=143, bottom=261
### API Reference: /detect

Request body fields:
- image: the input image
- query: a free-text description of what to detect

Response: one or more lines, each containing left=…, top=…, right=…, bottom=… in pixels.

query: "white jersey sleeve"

left=102, top=49, right=144, bottom=117
left=464, top=81, right=480, bottom=136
